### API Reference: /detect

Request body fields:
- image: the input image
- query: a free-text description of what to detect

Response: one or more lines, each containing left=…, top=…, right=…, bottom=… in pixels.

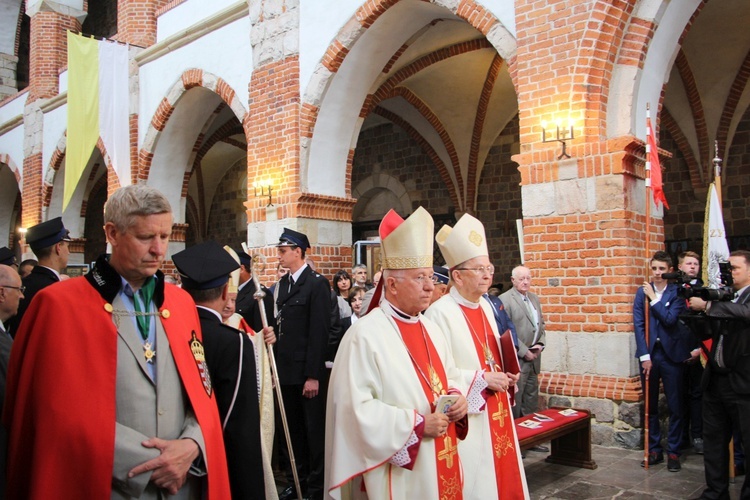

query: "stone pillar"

left=245, top=1, right=354, bottom=280
left=0, top=53, right=19, bottom=99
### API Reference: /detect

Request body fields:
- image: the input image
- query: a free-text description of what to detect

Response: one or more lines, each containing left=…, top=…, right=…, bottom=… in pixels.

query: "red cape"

left=3, top=277, right=230, bottom=499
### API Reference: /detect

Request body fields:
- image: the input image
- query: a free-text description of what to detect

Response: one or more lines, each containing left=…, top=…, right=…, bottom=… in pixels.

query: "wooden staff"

left=250, top=253, right=303, bottom=500
left=643, top=103, right=653, bottom=469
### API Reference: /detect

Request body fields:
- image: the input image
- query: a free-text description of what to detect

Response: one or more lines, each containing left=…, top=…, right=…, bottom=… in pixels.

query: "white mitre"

left=435, top=213, right=489, bottom=269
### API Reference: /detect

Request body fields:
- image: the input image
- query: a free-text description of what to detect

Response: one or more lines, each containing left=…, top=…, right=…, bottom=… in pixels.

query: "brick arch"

left=301, top=0, right=516, bottom=201
left=0, top=153, right=22, bottom=187
left=138, top=69, right=248, bottom=183
left=715, top=47, right=750, bottom=165
left=42, top=134, right=118, bottom=211
left=351, top=172, right=412, bottom=219
left=607, top=0, right=707, bottom=140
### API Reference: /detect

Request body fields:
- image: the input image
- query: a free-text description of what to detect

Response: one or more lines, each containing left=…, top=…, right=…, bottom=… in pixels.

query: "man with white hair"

left=501, top=265, right=546, bottom=420
left=426, top=213, right=528, bottom=499
left=326, top=207, right=469, bottom=500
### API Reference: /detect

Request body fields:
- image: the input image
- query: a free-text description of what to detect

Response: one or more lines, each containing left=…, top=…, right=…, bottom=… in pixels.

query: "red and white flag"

left=646, top=114, right=669, bottom=209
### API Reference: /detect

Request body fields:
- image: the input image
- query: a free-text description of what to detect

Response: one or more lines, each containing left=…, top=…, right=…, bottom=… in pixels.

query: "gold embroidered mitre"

left=435, top=213, right=489, bottom=269
left=223, top=245, right=241, bottom=294
left=379, top=207, right=434, bottom=270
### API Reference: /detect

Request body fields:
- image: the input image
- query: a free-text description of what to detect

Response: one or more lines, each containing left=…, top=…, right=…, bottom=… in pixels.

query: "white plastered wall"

left=138, top=15, right=252, bottom=146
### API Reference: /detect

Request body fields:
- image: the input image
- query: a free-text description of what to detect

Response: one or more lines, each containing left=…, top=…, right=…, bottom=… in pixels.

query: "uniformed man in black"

left=173, top=240, right=270, bottom=500
left=275, top=228, right=331, bottom=500
left=6, top=217, right=70, bottom=335
left=235, top=250, right=275, bottom=333
left=0, top=247, right=17, bottom=270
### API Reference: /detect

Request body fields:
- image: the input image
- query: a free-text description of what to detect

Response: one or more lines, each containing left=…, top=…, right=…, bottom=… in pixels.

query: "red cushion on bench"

left=514, top=408, right=588, bottom=442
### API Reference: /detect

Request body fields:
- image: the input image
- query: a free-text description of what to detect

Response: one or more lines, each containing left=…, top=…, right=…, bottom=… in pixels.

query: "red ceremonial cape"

left=3, top=275, right=230, bottom=499
left=461, top=306, right=525, bottom=500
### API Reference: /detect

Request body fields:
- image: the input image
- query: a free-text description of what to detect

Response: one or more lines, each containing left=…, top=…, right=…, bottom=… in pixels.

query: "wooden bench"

left=515, top=407, right=598, bottom=469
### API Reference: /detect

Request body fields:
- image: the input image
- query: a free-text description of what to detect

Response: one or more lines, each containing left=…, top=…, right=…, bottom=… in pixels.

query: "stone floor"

left=523, top=444, right=745, bottom=499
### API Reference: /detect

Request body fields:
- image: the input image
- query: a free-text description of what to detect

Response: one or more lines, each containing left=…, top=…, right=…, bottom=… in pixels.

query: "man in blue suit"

left=633, top=251, right=690, bottom=472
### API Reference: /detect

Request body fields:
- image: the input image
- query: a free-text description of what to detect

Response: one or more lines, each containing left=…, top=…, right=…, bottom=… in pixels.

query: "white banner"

left=98, top=40, right=131, bottom=187
left=702, top=183, right=730, bottom=288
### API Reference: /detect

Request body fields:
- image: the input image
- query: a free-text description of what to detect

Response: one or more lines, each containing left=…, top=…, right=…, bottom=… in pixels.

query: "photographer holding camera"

left=688, top=249, right=750, bottom=499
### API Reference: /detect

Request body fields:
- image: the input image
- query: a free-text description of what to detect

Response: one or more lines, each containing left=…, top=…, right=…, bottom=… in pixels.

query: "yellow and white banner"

left=701, top=182, right=730, bottom=288
left=64, top=32, right=130, bottom=211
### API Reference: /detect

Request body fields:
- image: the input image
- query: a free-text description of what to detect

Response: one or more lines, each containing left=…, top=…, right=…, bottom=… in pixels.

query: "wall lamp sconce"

left=253, top=183, right=274, bottom=206
left=542, top=121, right=575, bottom=160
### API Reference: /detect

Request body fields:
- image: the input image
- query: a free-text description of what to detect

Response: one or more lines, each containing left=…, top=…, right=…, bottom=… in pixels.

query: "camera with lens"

left=663, top=262, right=734, bottom=302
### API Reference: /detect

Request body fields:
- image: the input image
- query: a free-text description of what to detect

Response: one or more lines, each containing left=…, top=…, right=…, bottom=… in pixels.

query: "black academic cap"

left=173, top=241, right=240, bottom=290
left=26, top=217, right=70, bottom=253
left=433, top=265, right=450, bottom=285
left=277, top=228, right=310, bottom=251
left=0, top=247, right=16, bottom=266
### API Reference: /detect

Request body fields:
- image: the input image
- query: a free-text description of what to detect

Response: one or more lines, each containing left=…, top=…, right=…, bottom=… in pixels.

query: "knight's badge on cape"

left=189, top=331, right=212, bottom=396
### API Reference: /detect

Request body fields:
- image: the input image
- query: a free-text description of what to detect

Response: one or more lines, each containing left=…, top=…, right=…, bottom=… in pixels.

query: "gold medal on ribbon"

left=142, top=342, right=156, bottom=364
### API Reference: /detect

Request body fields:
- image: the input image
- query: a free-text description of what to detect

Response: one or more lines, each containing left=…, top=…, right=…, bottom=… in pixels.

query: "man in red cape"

left=3, top=185, right=230, bottom=499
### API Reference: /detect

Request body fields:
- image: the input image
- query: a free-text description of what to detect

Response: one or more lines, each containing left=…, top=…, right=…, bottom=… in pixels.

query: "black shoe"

left=736, top=463, right=746, bottom=476
left=641, top=451, right=664, bottom=467
left=668, top=453, right=681, bottom=472
left=693, top=437, right=704, bottom=455
left=529, top=445, right=549, bottom=452
left=279, top=486, right=298, bottom=500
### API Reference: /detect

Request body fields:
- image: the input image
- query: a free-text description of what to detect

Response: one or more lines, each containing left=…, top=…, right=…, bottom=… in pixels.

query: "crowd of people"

left=0, top=183, right=748, bottom=499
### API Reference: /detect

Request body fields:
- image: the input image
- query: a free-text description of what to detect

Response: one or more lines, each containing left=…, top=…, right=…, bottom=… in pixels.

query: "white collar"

left=238, top=278, right=251, bottom=291
left=40, top=265, right=61, bottom=280
left=450, top=286, right=480, bottom=308
left=290, top=264, right=308, bottom=282
left=380, top=298, right=420, bottom=324
left=197, top=305, right=223, bottom=322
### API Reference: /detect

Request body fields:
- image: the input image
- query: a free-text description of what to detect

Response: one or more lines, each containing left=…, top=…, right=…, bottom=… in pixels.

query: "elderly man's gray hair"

left=104, top=184, right=173, bottom=230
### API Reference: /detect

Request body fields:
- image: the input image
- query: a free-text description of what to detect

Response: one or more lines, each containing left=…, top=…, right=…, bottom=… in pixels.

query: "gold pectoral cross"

left=492, top=405, right=509, bottom=428
left=438, top=435, right=458, bottom=469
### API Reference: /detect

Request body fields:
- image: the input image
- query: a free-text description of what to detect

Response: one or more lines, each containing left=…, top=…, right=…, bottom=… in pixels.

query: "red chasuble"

left=461, top=305, right=525, bottom=500
left=396, top=318, right=463, bottom=500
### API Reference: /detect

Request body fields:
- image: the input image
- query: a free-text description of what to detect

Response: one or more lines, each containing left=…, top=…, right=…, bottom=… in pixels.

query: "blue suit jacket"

left=483, top=294, right=519, bottom=349
left=633, top=283, right=691, bottom=364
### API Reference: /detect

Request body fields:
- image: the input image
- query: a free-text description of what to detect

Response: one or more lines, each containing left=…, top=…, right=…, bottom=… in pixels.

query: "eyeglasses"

left=1, top=285, right=26, bottom=293
left=393, top=274, right=435, bottom=285
left=456, top=265, right=495, bottom=276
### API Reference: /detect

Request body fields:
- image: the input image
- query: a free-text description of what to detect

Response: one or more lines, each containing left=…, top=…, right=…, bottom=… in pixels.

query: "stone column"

left=0, top=53, right=19, bottom=99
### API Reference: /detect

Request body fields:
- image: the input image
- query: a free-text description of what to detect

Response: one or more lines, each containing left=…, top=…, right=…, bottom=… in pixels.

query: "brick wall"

left=82, top=0, right=118, bottom=39
left=476, top=116, right=523, bottom=288
left=205, top=158, right=248, bottom=244
left=116, top=0, right=159, bottom=47
left=352, top=122, right=454, bottom=217
left=663, top=106, right=750, bottom=250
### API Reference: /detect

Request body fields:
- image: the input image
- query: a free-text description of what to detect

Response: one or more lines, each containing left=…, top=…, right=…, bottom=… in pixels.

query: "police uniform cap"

left=173, top=241, right=240, bottom=290
left=237, top=251, right=252, bottom=267
left=26, top=217, right=71, bottom=253
left=0, top=247, right=16, bottom=266
left=277, top=228, right=310, bottom=251
left=433, top=265, right=450, bottom=285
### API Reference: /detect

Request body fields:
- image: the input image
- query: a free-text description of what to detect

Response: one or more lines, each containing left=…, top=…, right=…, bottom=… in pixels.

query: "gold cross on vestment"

left=492, top=405, right=509, bottom=427
left=438, top=436, right=458, bottom=469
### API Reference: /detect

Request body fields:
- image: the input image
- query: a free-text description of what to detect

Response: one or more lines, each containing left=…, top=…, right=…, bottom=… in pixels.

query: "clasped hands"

left=128, top=438, right=200, bottom=495
left=424, top=395, right=468, bottom=438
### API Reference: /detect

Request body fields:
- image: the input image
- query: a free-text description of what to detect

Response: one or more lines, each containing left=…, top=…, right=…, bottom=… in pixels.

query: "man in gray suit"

left=500, top=265, right=546, bottom=421
left=3, top=185, right=230, bottom=499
